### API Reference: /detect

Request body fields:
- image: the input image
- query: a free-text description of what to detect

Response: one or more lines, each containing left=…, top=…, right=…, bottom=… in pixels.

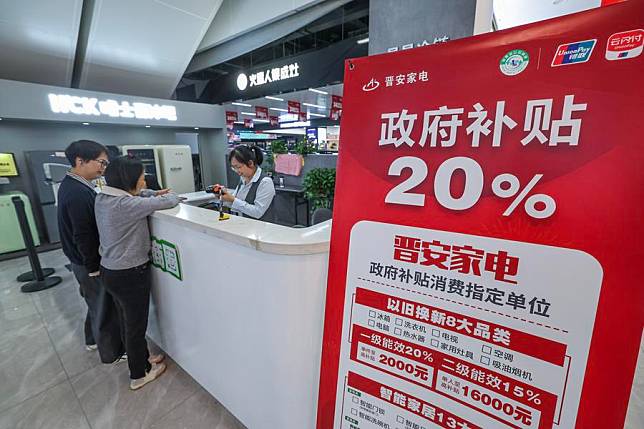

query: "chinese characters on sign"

left=151, top=237, right=182, bottom=281
left=387, top=35, right=451, bottom=53
left=379, top=95, right=587, bottom=149
left=236, top=62, right=301, bottom=91
left=48, top=94, right=177, bottom=121
left=333, top=222, right=601, bottom=429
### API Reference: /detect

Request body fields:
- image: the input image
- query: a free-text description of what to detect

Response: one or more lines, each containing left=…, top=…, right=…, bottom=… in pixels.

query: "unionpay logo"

left=551, top=39, right=596, bottom=66
left=500, top=49, right=529, bottom=76
left=606, top=29, right=643, bottom=61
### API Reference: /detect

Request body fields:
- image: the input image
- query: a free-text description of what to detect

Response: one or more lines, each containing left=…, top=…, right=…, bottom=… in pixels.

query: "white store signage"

left=47, top=93, right=178, bottom=121
left=236, top=62, right=301, bottom=91
left=387, top=35, right=450, bottom=53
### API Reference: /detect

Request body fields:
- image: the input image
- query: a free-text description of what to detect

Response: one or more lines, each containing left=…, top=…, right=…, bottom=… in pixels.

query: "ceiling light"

left=145, top=125, right=151, bottom=128
left=194, top=127, right=200, bottom=130
left=254, top=119, right=270, bottom=123
left=281, top=121, right=310, bottom=128
left=269, top=107, right=288, bottom=112
left=357, top=37, right=369, bottom=45
left=308, top=113, right=326, bottom=117
left=241, top=112, right=256, bottom=116
left=265, top=96, right=284, bottom=101
left=303, top=103, right=325, bottom=109
left=309, top=88, right=328, bottom=95
left=232, top=102, right=251, bottom=107
left=82, top=122, right=90, bottom=125
left=234, top=121, right=244, bottom=124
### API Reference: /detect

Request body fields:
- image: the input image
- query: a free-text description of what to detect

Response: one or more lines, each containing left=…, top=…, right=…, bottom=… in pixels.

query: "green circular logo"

left=500, top=49, right=530, bottom=76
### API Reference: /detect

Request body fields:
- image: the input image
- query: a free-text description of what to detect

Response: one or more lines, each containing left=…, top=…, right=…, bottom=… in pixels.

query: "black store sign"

left=205, top=38, right=366, bottom=104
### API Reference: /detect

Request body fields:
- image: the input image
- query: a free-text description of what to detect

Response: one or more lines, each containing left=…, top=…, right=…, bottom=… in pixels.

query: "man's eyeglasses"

left=94, top=159, right=110, bottom=168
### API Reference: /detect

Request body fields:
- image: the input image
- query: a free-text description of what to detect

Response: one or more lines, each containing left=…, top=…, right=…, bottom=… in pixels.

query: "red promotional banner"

left=298, top=111, right=307, bottom=122
left=316, top=3, right=643, bottom=429
left=226, top=120, right=234, bottom=130
left=329, top=108, right=341, bottom=121
left=332, top=95, right=343, bottom=109
left=269, top=115, right=279, bottom=126
left=225, top=110, right=238, bottom=122
left=255, top=105, right=269, bottom=120
left=243, top=118, right=253, bottom=128
left=288, top=100, right=301, bottom=114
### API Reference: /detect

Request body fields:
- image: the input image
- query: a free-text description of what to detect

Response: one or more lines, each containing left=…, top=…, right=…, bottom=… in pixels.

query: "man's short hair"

left=64, top=140, right=107, bottom=167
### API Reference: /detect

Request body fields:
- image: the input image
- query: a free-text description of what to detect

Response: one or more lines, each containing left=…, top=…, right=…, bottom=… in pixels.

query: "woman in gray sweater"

left=95, top=155, right=180, bottom=390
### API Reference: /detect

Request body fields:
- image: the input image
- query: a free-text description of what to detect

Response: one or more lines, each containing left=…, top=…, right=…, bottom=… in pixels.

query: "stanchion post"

left=11, top=196, right=62, bottom=292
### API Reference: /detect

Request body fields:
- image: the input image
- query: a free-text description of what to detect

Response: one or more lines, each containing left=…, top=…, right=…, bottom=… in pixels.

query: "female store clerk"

left=216, top=145, right=276, bottom=222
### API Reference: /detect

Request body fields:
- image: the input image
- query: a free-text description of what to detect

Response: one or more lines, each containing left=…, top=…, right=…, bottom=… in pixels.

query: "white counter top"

left=151, top=203, right=331, bottom=255
left=178, top=190, right=217, bottom=205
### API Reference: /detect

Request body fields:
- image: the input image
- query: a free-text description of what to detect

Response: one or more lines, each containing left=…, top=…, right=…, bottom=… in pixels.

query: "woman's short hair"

left=229, top=145, right=263, bottom=167
left=104, top=155, right=144, bottom=191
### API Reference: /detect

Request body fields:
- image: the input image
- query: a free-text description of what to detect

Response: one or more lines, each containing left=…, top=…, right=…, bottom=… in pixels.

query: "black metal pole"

left=11, top=196, right=61, bottom=292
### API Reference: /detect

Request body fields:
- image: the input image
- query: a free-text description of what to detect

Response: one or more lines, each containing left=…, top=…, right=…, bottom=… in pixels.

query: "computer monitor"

left=0, top=153, right=19, bottom=177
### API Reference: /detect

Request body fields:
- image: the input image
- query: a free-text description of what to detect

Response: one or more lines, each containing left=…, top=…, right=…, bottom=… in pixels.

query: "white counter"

left=146, top=203, right=331, bottom=429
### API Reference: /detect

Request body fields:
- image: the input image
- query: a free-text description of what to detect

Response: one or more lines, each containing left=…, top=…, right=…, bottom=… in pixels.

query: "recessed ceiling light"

left=303, top=103, right=325, bottom=109
left=232, top=102, right=251, bottom=107
left=265, top=96, right=284, bottom=101
left=241, top=112, right=256, bottom=116
left=233, top=121, right=244, bottom=124
left=356, top=37, right=369, bottom=45
left=145, top=125, right=151, bottom=128
left=269, top=107, right=288, bottom=112
left=254, top=119, right=270, bottom=123
left=308, top=113, right=326, bottom=117
left=309, top=88, right=328, bottom=95
left=82, top=122, right=90, bottom=125
left=194, top=127, right=200, bottom=130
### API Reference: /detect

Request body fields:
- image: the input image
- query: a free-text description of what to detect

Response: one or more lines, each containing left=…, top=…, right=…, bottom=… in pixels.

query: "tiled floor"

left=0, top=249, right=246, bottom=429
left=0, top=249, right=642, bottom=429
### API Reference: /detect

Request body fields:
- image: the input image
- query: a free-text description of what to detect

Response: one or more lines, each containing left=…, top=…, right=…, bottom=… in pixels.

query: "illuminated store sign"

left=236, top=62, right=300, bottom=91
left=48, top=93, right=178, bottom=121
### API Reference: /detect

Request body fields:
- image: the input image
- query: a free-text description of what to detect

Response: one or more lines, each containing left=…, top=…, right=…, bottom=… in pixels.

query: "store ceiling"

left=0, top=0, right=222, bottom=98
left=0, top=0, right=82, bottom=88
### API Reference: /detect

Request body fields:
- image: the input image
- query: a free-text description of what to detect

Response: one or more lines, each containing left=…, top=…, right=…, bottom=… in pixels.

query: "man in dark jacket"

left=57, top=140, right=124, bottom=363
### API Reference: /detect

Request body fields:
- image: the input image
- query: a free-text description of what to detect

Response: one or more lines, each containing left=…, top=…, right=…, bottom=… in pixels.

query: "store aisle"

left=0, top=249, right=246, bottom=429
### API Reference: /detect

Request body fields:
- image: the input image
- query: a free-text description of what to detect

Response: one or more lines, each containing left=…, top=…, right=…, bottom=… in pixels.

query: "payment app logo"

left=551, top=39, right=596, bottom=66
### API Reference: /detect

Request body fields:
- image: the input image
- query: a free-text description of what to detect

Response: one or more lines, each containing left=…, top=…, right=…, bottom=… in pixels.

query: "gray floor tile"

left=0, top=380, right=90, bottom=429
left=0, top=325, right=67, bottom=413
left=47, top=317, right=103, bottom=379
left=72, top=357, right=201, bottom=429
left=0, top=296, right=42, bottom=336
left=149, top=386, right=247, bottom=429
left=0, top=285, right=31, bottom=308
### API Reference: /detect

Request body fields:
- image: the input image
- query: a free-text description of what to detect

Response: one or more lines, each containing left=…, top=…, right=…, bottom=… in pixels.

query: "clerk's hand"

left=155, top=189, right=171, bottom=196
left=220, top=188, right=235, bottom=203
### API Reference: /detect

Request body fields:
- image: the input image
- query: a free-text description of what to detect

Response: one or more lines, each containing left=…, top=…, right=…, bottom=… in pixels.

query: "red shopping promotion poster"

left=317, top=2, right=643, bottom=429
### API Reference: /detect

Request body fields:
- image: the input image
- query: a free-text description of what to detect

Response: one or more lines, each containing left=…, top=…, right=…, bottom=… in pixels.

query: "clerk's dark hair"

left=64, top=140, right=107, bottom=167
left=229, top=145, right=263, bottom=167
left=104, top=155, right=144, bottom=192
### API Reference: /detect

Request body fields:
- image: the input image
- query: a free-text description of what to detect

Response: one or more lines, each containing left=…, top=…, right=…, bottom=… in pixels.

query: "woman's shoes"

left=129, top=362, right=167, bottom=390
left=148, top=353, right=165, bottom=364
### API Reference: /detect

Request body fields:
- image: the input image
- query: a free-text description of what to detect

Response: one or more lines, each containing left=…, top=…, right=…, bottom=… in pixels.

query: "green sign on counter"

left=150, top=236, right=182, bottom=281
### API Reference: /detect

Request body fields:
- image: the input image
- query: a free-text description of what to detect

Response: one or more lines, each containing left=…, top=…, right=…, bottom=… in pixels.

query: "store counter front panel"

left=147, top=203, right=330, bottom=429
